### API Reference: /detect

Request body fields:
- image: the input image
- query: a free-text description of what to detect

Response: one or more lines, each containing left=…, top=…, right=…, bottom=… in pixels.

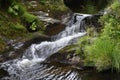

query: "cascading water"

left=0, top=14, right=91, bottom=80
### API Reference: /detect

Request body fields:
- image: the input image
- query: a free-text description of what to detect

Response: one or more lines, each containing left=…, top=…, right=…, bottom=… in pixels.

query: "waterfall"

left=17, top=14, right=91, bottom=68
left=0, top=13, right=91, bottom=80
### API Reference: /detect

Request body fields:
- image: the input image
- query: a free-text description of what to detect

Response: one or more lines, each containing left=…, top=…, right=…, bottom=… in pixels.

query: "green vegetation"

left=0, top=0, right=68, bottom=53
left=84, top=38, right=115, bottom=71
left=23, top=12, right=37, bottom=23
left=45, top=0, right=68, bottom=12
left=0, top=0, right=46, bottom=53
left=1, top=0, right=120, bottom=72
left=27, top=0, right=69, bottom=18
left=83, top=1, right=98, bottom=14
left=76, top=1, right=120, bottom=71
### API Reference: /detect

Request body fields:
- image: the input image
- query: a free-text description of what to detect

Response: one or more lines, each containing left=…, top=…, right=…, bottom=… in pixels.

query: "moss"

left=0, top=0, right=46, bottom=53
left=23, top=12, right=37, bottom=23
left=10, top=23, right=27, bottom=31
left=0, top=21, right=28, bottom=39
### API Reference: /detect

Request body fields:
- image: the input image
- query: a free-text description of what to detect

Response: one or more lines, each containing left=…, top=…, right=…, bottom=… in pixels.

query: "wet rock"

left=25, top=34, right=51, bottom=44
left=38, top=16, right=60, bottom=24
left=0, top=55, right=4, bottom=62
left=0, top=68, right=9, bottom=78
left=71, top=55, right=80, bottom=62
left=30, top=11, right=49, bottom=17
left=47, top=51, right=85, bottom=71
left=8, top=51, right=17, bottom=59
left=45, top=23, right=66, bottom=36
left=46, top=48, right=84, bottom=69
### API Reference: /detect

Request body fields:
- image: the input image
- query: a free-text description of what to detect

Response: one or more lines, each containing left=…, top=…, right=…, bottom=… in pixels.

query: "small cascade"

left=17, top=14, right=91, bottom=68
left=52, top=14, right=91, bottom=40
left=0, top=13, right=91, bottom=80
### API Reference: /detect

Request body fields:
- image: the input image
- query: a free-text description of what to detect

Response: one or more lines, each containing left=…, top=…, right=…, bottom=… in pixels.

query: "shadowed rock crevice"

left=63, top=0, right=110, bottom=13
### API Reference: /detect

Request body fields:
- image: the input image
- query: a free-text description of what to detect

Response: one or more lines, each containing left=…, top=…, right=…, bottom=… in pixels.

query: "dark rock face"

left=64, top=0, right=85, bottom=9
left=0, top=68, right=9, bottom=78
left=63, top=0, right=109, bottom=13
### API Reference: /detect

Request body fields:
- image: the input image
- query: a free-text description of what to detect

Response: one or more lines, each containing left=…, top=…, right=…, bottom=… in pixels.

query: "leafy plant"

left=111, top=1, right=120, bottom=16
left=112, top=42, right=120, bottom=71
left=76, top=2, right=120, bottom=71
left=100, top=14, right=120, bottom=39
left=84, top=38, right=115, bottom=71
left=30, top=22, right=37, bottom=31
left=83, top=1, right=120, bottom=71
left=100, top=1, right=120, bottom=39
left=12, top=23, right=26, bottom=31
left=8, top=6, right=18, bottom=16
left=23, top=12, right=37, bottom=23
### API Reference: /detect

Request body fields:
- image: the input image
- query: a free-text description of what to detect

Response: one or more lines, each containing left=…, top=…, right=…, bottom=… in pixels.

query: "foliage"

left=25, top=0, right=68, bottom=13
left=75, top=27, right=98, bottom=57
left=84, top=38, right=115, bottom=71
left=0, top=21, right=28, bottom=39
left=84, top=1, right=98, bottom=14
left=39, top=0, right=46, bottom=4
left=75, top=36, right=90, bottom=58
left=23, top=12, right=37, bottom=23
left=8, top=5, right=19, bottom=16
left=0, top=0, right=46, bottom=53
left=10, top=23, right=26, bottom=31
left=111, top=1, right=120, bottom=16
left=76, top=1, right=120, bottom=71
left=85, top=4, right=97, bottom=14
left=30, top=22, right=37, bottom=31
left=46, top=0, right=68, bottom=12
left=100, top=14, right=120, bottom=39
left=99, top=1, right=120, bottom=40
left=8, top=3, right=26, bottom=16
left=22, top=12, right=41, bottom=31
left=112, top=42, right=120, bottom=70
left=7, top=0, right=40, bottom=32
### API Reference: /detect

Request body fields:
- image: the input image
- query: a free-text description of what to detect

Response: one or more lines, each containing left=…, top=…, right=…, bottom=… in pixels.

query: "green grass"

left=112, top=42, right=120, bottom=71
left=76, top=9, right=120, bottom=71
left=84, top=38, right=115, bottom=71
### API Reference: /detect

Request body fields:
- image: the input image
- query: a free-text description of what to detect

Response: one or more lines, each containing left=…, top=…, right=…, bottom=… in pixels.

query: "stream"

left=0, top=14, right=120, bottom=80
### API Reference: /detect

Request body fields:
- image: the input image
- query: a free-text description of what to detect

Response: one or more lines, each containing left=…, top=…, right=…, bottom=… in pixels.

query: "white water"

left=17, top=14, right=91, bottom=69
left=0, top=14, right=91, bottom=80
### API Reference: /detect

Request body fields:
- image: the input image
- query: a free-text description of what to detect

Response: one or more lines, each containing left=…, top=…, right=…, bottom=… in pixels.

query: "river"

left=0, top=13, right=120, bottom=80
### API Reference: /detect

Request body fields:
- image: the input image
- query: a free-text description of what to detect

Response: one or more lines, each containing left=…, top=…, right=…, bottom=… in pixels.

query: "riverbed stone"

left=46, top=47, right=84, bottom=69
